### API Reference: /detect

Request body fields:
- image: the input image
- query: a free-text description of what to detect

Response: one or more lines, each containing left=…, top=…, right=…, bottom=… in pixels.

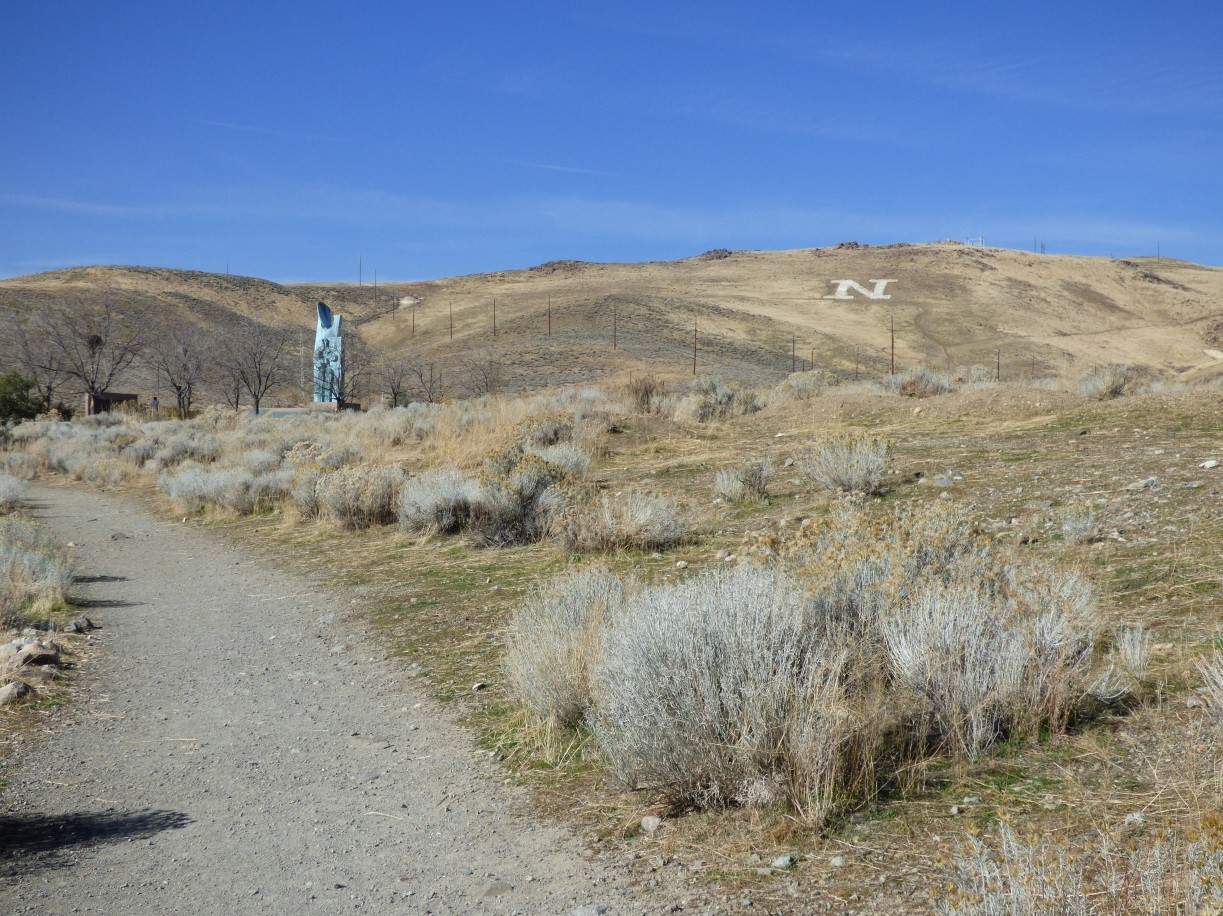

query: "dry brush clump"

left=797, top=436, right=889, bottom=495
left=504, top=566, right=630, bottom=730
left=0, top=473, right=28, bottom=514
left=469, top=452, right=568, bottom=547
left=556, top=491, right=690, bottom=553
left=1075, top=363, right=1156, bottom=399
left=315, top=464, right=407, bottom=530
left=890, top=366, right=957, bottom=398
left=506, top=500, right=1141, bottom=827
left=667, top=377, right=764, bottom=423
left=396, top=469, right=480, bottom=536
left=0, top=515, right=73, bottom=628
left=624, top=374, right=666, bottom=413
left=939, top=825, right=1223, bottom=915
left=714, top=460, right=772, bottom=505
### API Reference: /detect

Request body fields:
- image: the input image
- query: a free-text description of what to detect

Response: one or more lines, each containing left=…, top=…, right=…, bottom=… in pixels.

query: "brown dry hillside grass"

left=4, top=243, right=1221, bottom=396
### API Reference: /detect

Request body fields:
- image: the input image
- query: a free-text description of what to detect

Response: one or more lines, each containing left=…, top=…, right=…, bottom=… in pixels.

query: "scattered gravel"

left=0, top=486, right=671, bottom=915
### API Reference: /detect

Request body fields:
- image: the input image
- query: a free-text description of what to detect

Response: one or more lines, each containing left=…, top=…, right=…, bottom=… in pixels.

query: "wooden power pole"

left=692, top=322, right=698, bottom=376
left=890, top=316, right=896, bottom=375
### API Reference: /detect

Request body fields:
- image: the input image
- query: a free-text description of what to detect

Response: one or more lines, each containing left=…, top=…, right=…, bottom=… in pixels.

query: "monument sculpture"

left=313, top=302, right=344, bottom=403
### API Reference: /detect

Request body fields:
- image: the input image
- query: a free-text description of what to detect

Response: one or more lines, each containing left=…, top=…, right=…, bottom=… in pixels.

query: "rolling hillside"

left=2, top=242, right=1220, bottom=396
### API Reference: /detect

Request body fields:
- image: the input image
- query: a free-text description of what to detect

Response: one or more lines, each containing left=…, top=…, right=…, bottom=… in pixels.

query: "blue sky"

left=3, top=1, right=1220, bottom=281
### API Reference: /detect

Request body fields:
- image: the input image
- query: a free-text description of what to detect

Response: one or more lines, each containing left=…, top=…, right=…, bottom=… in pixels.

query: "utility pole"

left=547, top=297, right=552, bottom=336
left=995, top=348, right=1001, bottom=382
left=492, top=298, right=497, bottom=338
left=373, top=270, right=377, bottom=307
left=612, top=301, right=617, bottom=350
left=890, top=315, right=896, bottom=375
left=449, top=300, right=454, bottom=340
left=411, top=299, right=416, bottom=339
left=791, top=333, right=796, bottom=373
left=692, top=321, right=698, bottom=376
left=359, top=254, right=363, bottom=287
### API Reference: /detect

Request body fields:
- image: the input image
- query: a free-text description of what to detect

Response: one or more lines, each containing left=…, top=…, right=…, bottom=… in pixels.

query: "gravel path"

left=0, top=486, right=672, bottom=915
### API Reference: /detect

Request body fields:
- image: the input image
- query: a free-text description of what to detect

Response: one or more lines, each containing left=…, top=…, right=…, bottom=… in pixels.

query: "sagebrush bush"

left=1059, top=503, right=1099, bottom=544
left=469, top=458, right=565, bottom=547
left=524, top=442, right=591, bottom=477
left=160, top=464, right=259, bottom=514
left=939, top=826, right=1223, bottom=915
left=504, top=566, right=629, bottom=729
left=1075, top=363, right=1154, bottom=399
left=316, top=464, right=406, bottom=530
left=670, top=377, right=763, bottom=422
left=625, top=374, right=665, bottom=413
left=769, top=369, right=830, bottom=404
left=714, top=461, right=772, bottom=504
left=557, top=492, right=689, bottom=552
left=892, top=366, right=956, bottom=398
left=594, top=564, right=851, bottom=817
left=0, top=473, right=28, bottom=514
left=397, top=469, right=481, bottom=535
left=0, top=515, right=73, bottom=620
left=798, top=436, right=889, bottom=494
left=570, top=500, right=1123, bottom=823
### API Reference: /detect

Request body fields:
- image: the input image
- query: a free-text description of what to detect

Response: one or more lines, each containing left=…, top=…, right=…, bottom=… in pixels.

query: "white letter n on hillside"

left=823, top=279, right=896, bottom=300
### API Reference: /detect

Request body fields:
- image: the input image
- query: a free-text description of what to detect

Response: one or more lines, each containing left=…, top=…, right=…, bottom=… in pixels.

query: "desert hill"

left=3, top=243, right=1221, bottom=395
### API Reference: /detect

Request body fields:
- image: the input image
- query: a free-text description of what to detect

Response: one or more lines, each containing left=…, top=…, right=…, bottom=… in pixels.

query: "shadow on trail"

left=0, top=809, right=192, bottom=874
left=74, top=598, right=143, bottom=609
left=73, top=575, right=128, bottom=584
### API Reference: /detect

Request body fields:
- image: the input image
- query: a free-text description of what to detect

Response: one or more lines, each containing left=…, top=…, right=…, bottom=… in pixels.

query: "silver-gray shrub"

left=0, top=473, right=28, bottom=514
left=671, top=377, right=764, bottom=422
left=714, top=461, right=772, bottom=504
left=1075, top=363, right=1154, bottom=399
left=939, top=826, right=1223, bottom=915
left=524, top=442, right=591, bottom=477
left=593, top=564, right=848, bottom=814
left=158, top=463, right=258, bottom=515
left=291, top=466, right=323, bottom=518
left=470, top=462, right=565, bottom=547
left=504, top=566, right=629, bottom=729
left=154, top=429, right=223, bottom=466
left=798, top=437, right=889, bottom=494
left=0, top=515, right=73, bottom=616
left=558, top=491, right=689, bottom=552
left=397, top=469, right=481, bottom=535
left=1059, top=502, right=1099, bottom=544
left=315, top=464, right=407, bottom=529
left=890, top=366, right=956, bottom=398
left=881, top=582, right=1029, bottom=758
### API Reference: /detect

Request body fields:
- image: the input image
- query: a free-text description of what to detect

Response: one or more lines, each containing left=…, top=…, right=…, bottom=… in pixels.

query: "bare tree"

left=216, top=319, right=291, bottom=415
left=409, top=360, right=445, bottom=403
left=378, top=354, right=414, bottom=407
left=30, top=299, right=143, bottom=412
left=146, top=319, right=208, bottom=419
left=341, top=330, right=375, bottom=407
left=379, top=350, right=445, bottom=405
left=459, top=347, right=505, bottom=396
left=2, top=319, right=68, bottom=411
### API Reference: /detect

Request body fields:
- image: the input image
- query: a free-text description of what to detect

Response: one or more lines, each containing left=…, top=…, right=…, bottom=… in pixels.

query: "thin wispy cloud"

left=519, top=161, right=618, bottom=177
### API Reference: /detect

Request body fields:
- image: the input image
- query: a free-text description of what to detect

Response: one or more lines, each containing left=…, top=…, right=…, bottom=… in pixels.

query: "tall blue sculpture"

left=313, top=302, right=344, bottom=403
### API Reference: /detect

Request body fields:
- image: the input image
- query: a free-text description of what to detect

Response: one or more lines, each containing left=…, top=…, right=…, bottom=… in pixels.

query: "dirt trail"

left=0, top=487, right=670, bottom=915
